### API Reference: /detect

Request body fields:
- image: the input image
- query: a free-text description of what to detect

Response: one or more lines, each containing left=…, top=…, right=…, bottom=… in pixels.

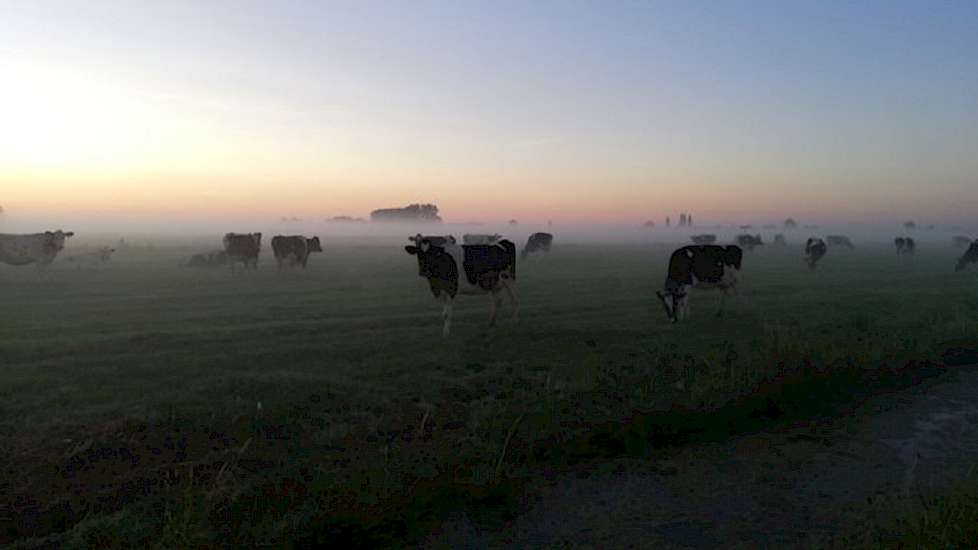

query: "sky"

left=2, top=0, right=977, bottom=232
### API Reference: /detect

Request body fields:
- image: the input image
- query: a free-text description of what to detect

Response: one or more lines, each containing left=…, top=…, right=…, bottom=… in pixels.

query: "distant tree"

left=679, top=213, right=686, bottom=227
left=643, top=220, right=655, bottom=227
left=903, top=220, right=916, bottom=230
left=688, top=214, right=692, bottom=226
left=370, top=203, right=442, bottom=223
left=783, top=218, right=797, bottom=229
left=327, top=216, right=366, bottom=223
left=508, top=219, right=518, bottom=225
left=666, top=216, right=670, bottom=227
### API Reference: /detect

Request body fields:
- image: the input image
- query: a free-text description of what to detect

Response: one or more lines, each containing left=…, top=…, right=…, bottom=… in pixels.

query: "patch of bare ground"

left=443, top=370, right=978, bottom=549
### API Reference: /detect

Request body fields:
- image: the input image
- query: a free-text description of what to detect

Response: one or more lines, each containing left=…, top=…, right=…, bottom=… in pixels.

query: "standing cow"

left=0, top=230, right=75, bottom=269
left=805, top=238, right=827, bottom=269
left=271, top=235, right=323, bottom=270
left=735, top=234, right=763, bottom=252
left=405, top=234, right=518, bottom=336
left=655, top=245, right=742, bottom=322
left=894, top=237, right=915, bottom=256
left=223, top=232, right=262, bottom=269
left=521, top=232, right=554, bottom=260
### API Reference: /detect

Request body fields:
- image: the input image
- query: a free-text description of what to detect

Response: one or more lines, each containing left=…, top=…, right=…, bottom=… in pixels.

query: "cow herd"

left=3, top=228, right=978, bottom=334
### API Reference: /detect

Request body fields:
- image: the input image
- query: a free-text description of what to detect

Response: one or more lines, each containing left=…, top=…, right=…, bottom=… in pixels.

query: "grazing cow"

left=655, top=245, right=742, bottom=322
left=0, top=230, right=75, bottom=269
left=180, top=250, right=228, bottom=268
left=826, top=235, right=854, bottom=249
left=805, top=238, right=827, bottom=269
left=271, top=235, right=323, bottom=270
left=952, top=236, right=972, bottom=248
left=690, top=234, right=717, bottom=245
left=223, top=233, right=261, bottom=269
left=774, top=234, right=787, bottom=246
left=521, top=232, right=554, bottom=260
left=61, top=247, right=115, bottom=269
left=956, top=242, right=978, bottom=272
left=463, top=233, right=502, bottom=245
left=735, top=234, right=763, bottom=252
left=405, top=235, right=518, bottom=336
left=894, top=237, right=915, bottom=255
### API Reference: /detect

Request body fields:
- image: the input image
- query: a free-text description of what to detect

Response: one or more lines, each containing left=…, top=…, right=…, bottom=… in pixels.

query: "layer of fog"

left=2, top=213, right=976, bottom=249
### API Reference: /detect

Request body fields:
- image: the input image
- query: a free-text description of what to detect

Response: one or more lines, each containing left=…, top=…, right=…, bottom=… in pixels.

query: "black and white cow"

left=409, top=234, right=456, bottom=247
left=405, top=234, right=518, bottom=335
left=463, top=233, right=502, bottom=245
left=690, top=234, right=717, bottom=245
left=0, top=230, right=75, bottom=269
left=956, top=242, right=978, bottom=272
left=520, top=232, right=554, bottom=260
left=655, top=245, right=742, bottom=322
left=223, top=232, right=261, bottom=269
left=952, top=236, right=972, bottom=248
left=894, top=237, right=915, bottom=255
left=271, top=235, right=322, bottom=270
left=805, top=238, right=827, bottom=269
left=826, top=235, right=854, bottom=249
left=774, top=234, right=787, bottom=246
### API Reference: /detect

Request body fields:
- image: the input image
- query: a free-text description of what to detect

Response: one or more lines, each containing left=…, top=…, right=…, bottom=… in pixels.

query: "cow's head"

left=307, top=236, right=323, bottom=252
left=405, top=239, right=437, bottom=277
left=253, top=232, right=262, bottom=248
left=655, top=290, right=685, bottom=323
left=43, top=230, right=74, bottom=253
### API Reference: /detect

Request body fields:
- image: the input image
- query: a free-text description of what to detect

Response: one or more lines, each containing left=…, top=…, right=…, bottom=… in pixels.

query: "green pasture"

left=2, top=238, right=978, bottom=548
left=1, top=239, right=974, bottom=429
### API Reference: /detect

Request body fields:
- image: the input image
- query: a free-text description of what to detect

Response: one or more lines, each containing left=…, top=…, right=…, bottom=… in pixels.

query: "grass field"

left=2, top=236, right=977, bottom=548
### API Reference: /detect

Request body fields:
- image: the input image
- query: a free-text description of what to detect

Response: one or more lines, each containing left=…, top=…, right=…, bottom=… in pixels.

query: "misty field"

left=3, top=237, right=978, bottom=548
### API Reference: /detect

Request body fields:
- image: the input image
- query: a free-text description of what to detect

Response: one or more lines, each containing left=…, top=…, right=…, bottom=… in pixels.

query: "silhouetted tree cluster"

left=677, top=213, right=693, bottom=227
left=783, top=218, right=797, bottom=229
left=904, top=220, right=916, bottom=230
left=370, top=203, right=442, bottom=223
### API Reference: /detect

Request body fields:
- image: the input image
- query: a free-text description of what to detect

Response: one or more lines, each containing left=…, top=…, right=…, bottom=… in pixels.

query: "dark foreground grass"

left=2, top=240, right=978, bottom=548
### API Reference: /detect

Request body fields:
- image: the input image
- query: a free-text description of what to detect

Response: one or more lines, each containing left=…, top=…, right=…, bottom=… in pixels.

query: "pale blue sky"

left=2, top=0, right=976, bottom=228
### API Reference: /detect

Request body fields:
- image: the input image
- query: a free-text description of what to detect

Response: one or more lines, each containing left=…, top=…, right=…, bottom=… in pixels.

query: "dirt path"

left=419, top=367, right=978, bottom=549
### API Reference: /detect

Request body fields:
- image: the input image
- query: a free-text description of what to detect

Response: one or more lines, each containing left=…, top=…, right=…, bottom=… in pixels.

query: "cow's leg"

left=503, top=281, right=519, bottom=324
left=488, top=291, right=502, bottom=326
left=441, top=295, right=453, bottom=336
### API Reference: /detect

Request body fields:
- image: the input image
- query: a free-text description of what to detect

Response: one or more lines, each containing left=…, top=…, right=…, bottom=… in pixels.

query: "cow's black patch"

left=462, top=240, right=516, bottom=289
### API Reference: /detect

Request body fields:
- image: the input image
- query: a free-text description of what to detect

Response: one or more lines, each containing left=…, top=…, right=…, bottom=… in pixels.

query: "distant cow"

left=826, top=235, right=854, bottom=249
left=956, top=242, right=978, bottom=272
left=181, top=250, right=228, bottom=268
left=223, top=233, right=261, bottom=269
left=735, top=234, right=763, bottom=252
left=410, top=234, right=456, bottom=247
left=61, top=247, right=115, bottom=269
left=805, top=238, right=827, bottom=269
left=894, top=237, right=915, bottom=255
left=521, top=232, right=554, bottom=260
left=655, top=245, right=742, bottom=322
left=952, top=236, right=972, bottom=248
left=405, top=234, right=518, bottom=336
left=463, top=233, right=502, bottom=245
left=690, top=234, right=717, bottom=245
left=271, top=235, right=322, bottom=270
left=0, top=230, right=75, bottom=269
left=774, top=234, right=786, bottom=246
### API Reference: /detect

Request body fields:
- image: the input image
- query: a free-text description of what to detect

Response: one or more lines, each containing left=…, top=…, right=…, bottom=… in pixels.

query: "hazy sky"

left=2, top=1, right=977, bottom=229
